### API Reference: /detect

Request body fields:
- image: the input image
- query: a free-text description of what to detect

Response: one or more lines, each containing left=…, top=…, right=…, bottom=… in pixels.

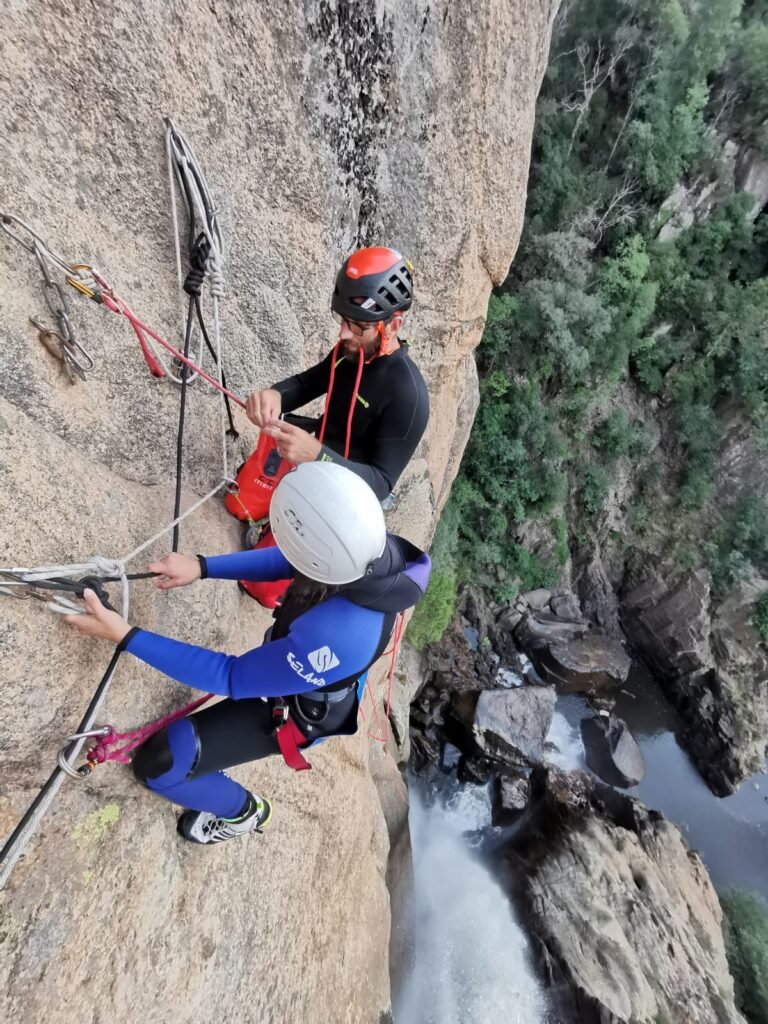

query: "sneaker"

left=177, top=795, right=272, bottom=845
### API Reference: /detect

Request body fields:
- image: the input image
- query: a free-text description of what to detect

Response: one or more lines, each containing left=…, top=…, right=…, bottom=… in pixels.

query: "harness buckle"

left=272, top=700, right=289, bottom=726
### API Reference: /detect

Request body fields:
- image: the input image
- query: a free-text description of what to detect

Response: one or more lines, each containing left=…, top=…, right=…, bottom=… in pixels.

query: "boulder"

left=449, top=686, right=556, bottom=769
left=550, top=592, right=582, bottom=622
left=515, top=768, right=746, bottom=1024
left=522, top=587, right=552, bottom=611
left=515, top=611, right=588, bottom=649
left=581, top=714, right=646, bottom=788
left=491, top=773, right=531, bottom=825
left=532, top=636, right=632, bottom=693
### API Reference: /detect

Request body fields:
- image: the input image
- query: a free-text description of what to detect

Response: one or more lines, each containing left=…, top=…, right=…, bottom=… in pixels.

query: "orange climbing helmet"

left=331, top=247, right=414, bottom=323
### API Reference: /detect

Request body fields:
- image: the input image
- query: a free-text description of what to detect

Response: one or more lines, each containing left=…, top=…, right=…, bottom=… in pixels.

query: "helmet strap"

left=373, top=321, right=388, bottom=361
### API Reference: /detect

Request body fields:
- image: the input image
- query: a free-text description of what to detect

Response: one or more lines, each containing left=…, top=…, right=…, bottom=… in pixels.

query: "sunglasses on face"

left=331, top=311, right=379, bottom=337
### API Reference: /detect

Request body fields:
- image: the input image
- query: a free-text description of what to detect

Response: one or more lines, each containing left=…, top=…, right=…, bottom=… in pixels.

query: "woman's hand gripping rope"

left=64, top=589, right=132, bottom=644
left=63, top=553, right=202, bottom=640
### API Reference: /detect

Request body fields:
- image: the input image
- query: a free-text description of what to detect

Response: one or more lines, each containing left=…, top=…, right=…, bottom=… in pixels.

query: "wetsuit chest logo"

left=308, top=646, right=340, bottom=672
left=286, top=646, right=341, bottom=686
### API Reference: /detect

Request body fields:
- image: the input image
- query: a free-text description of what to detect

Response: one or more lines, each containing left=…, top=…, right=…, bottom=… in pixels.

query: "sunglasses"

left=331, top=311, right=380, bottom=337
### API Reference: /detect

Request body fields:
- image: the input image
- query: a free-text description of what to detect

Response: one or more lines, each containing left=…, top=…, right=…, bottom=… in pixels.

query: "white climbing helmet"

left=270, top=462, right=386, bottom=585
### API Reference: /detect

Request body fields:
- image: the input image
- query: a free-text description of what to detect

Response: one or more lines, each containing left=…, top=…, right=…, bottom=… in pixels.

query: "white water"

left=545, top=708, right=585, bottom=771
left=393, top=783, right=550, bottom=1024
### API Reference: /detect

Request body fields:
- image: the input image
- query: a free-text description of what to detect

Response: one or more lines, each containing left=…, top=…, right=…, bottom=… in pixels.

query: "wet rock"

left=457, top=754, right=492, bottom=786
left=581, top=715, right=646, bottom=788
left=449, top=686, right=556, bottom=769
left=550, top=592, right=582, bottom=622
left=523, top=587, right=552, bottom=611
left=576, top=554, right=622, bottom=634
left=621, top=569, right=711, bottom=680
left=492, top=773, right=531, bottom=825
left=513, top=768, right=745, bottom=1024
left=622, top=567, right=768, bottom=794
left=532, top=636, right=631, bottom=693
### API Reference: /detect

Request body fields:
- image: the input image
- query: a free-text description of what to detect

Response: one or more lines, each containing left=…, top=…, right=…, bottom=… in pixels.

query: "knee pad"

left=132, top=718, right=200, bottom=787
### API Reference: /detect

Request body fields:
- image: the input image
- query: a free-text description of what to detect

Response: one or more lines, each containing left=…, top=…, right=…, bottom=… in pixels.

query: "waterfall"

left=393, top=783, right=551, bottom=1024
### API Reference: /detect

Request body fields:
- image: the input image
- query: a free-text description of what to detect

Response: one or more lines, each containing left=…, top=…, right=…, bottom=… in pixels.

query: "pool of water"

left=549, top=667, right=768, bottom=899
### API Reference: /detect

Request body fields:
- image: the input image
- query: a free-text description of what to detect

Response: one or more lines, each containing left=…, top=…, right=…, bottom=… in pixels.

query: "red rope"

left=318, top=341, right=363, bottom=458
left=344, top=348, right=364, bottom=459
left=94, top=275, right=246, bottom=408
left=317, top=341, right=341, bottom=445
left=86, top=694, right=215, bottom=767
left=365, top=612, right=405, bottom=746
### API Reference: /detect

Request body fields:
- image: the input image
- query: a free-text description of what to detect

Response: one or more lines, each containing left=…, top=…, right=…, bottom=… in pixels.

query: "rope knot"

left=208, top=252, right=224, bottom=299
left=183, top=234, right=211, bottom=297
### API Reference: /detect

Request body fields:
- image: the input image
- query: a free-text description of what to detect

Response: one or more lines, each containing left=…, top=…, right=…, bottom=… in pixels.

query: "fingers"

left=83, top=588, right=107, bottom=618
left=246, top=389, right=281, bottom=427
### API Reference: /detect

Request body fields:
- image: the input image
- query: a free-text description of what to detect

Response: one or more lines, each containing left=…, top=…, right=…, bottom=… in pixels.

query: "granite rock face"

left=0, top=1, right=556, bottom=1020
left=622, top=568, right=768, bottom=794
left=517, top=769, right=747, bottom=1024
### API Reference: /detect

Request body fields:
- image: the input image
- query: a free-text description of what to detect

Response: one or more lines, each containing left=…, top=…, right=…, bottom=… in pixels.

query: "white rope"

left=164, top=119, right=229, bottom=482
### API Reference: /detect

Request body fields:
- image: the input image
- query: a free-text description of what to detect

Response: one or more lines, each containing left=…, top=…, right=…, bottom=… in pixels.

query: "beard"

left=342, top=333, right=380, bottom=360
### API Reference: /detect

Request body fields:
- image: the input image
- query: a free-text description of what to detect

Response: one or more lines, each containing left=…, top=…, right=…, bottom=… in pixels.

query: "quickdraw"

left=0, top=213, right=95, bottom=382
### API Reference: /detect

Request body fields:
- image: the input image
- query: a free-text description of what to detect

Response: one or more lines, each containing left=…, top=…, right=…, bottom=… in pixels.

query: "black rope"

left=0, top=644, right=124, bottom=872
left=194, top=295, right=238, bottom=438
left=171, top=293, right=196, bottom=553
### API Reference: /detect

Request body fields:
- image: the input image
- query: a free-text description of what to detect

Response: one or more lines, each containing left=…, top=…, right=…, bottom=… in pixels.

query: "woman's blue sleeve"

left=204, top=546, right=293, bottom=581
left=123, top=597, right=383, bottom=699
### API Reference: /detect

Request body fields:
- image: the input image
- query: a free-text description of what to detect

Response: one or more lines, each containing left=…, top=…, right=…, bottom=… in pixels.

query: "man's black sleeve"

left=271, top=349, right=333, bottom=413
left=315, top=359, right=430, bottom=500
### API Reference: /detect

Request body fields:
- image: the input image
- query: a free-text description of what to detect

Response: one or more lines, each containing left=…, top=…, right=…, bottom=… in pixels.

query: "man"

left=64, top=463, right=431, bottom=846
left=246, top=246, right=430, bottom=502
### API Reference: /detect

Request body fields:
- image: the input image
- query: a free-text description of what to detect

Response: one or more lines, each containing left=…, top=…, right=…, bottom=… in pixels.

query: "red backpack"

left=227, top=346, right=365, bottom=608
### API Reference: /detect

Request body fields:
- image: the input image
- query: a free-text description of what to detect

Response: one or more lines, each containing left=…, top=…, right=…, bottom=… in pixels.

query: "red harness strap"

left=273, top=706, right=312, bottom=771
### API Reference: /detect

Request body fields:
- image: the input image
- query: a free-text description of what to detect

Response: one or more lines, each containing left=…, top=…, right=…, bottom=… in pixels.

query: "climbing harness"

left=228, top=343, right=364, bottom=607
left=0, top=213, right=95, bottom=381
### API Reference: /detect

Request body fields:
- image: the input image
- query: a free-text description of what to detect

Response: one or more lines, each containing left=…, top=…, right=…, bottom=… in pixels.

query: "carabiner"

left=57, top=726, right=113, bottom=779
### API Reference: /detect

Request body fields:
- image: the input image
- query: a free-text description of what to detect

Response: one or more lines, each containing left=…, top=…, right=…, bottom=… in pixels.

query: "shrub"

left=721, top=888, right=768, bottom=1024
left=752, top=593, right=768, bottom=646
left=406, top=569, right=458, bottom=651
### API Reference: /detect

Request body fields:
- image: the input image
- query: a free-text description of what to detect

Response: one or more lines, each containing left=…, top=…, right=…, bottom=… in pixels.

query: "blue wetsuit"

left=127, top=536, right=430, bottom=818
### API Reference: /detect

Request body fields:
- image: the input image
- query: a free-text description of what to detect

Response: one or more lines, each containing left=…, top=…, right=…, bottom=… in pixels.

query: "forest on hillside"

left=412, top=0, right=768, bottom=648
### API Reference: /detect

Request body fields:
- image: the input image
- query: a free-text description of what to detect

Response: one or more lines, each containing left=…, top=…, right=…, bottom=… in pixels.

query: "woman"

left=65, top=463, right=430, bottom=845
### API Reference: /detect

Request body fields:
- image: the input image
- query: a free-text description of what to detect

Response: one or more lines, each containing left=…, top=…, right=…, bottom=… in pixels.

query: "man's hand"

left=63, top=589, right=132, bottom=644
left=262, top=421, right=323, bottom=464
left=148, top=553, right=202, bottom=590
left=246, top=388, right=282, bottom=427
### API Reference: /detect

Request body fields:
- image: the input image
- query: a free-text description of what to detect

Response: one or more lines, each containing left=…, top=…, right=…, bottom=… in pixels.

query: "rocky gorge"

left=0, top=2, right=559, bottom=1021
left=406, top=577, right=765, bottom=1023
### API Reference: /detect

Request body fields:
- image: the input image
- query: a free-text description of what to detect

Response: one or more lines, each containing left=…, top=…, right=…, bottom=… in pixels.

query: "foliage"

left=721, top=888, right=768, bottom=1024
left=706, top=498, right=768, bottom=594
left=407, top=568, right=457, bottom=651
left=428, top=0, right=767, bottom=627
left=752, top=593, right=768, bottom=646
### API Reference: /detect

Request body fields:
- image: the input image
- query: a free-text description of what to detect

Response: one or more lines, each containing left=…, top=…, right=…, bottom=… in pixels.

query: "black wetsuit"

left=272, top=342, right=429, bottom=501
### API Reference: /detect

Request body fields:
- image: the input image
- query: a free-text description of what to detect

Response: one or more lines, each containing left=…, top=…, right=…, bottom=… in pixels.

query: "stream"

left=552, top=665, right=768, bottom=900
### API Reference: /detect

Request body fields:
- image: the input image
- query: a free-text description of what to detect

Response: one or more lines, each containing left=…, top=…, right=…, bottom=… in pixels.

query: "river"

left=552, top=666, right=768, bottom=900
